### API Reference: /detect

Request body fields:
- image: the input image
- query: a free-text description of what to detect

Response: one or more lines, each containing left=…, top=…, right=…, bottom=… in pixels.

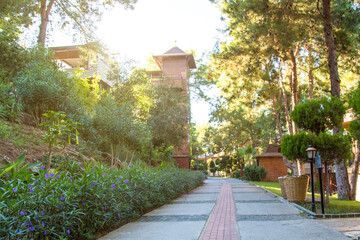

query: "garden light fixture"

left=306, top=145, right=317, bottom=213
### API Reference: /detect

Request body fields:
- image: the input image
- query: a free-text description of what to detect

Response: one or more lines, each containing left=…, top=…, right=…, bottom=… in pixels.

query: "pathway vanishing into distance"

left=99, top=177, right=349, bottom=240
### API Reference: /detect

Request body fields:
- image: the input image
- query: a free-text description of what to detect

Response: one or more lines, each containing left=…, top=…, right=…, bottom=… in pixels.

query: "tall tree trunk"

left=272, top=96, right=283, bottom=141
left=324, top=162, right=330, bottom=206
left=149, top=140, right=153, bottom=165
left=322, top=0, right=350, bottom=200
left=350, top=140, right=360, bottom=200
left=279, top=64, right=293, bottom=135
left=110, top=141, right=114, bottom=167
left=305, top=44, right=314, bottom=100
left=38, top=0, right=55, bottom=45
left=289, top=49, right=298, bottom=134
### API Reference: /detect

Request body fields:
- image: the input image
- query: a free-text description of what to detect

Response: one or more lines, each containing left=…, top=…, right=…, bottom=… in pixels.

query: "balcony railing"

left=151, top=74, right=187, bottom=90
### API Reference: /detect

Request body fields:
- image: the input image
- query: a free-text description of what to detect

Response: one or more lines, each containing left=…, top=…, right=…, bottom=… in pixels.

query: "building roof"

left=255, top=144, right=283, bottom=158
left=50, top=45, right=84, bottom=68
left=153, top=47, right=196, bottom=70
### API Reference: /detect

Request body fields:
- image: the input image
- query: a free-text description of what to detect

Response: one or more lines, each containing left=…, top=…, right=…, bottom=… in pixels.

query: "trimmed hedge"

left=243, top=165, right=267, bottom=181
left=0, top=161, right=205, bottom=239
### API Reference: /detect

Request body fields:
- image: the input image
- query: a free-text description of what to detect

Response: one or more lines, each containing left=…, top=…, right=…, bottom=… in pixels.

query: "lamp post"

left=306, top=145, right=317, bottom=213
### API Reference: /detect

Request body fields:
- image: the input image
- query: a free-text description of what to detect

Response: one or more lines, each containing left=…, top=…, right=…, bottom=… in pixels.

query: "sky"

left=51, top=0, right=225, bottom=124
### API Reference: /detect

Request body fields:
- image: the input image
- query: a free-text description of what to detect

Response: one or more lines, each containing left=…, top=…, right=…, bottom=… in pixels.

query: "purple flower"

left=134, top=186, right=137, bottom=189
left=131, top=164, right=133, bottom=167
left=26, top=222, right=32, bottom=226
left=36, top=217, right=39, bottom=220
left=111, top=184, right=115, bottom=188
left=104, top=216, right=107, bottom=220
left=50, top=173, right=54, bottom=177
left=41, top=211, right=44, bottom=215
left=42, top=222, right=45, bottom=227
left=29, top=189, right=33, bottom=194
left=41, top=166, right=45, bottom=170
left=103, top=172, right=107, bottom=176
left=82, top=202, right=86, bottom=206
left=29, top=227, right=34, bottom=231
left=45, top=173, right=49, bottom=179
left=28, top=184, right=32, bottom=188
left=118, top=213, right=121, bottom=219
left=60, top=196, right=65, bottom=200
left=91, top=168, right=93, bottom=171
left=67, top=229, right=70, bottom=234
left=12, top=188, right=17, bottom=192
left=44, top=231, right=47, bottom=235
left=70, top=176, right=73, bottom=180
left=124, top=180, right=129, bottom=184
left=20, top=211, right=25, bottom=216
left=91, top=183, right=98, bottom=186
left=56, top=175, right=60, bottom=178
left=60, top=205, right=63, bottom=209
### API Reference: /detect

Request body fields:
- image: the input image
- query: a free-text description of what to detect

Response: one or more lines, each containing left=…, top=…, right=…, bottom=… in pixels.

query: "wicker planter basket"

left=278, top=176, right=289, bottom=199
left=284, top=175, right=309, bottom=202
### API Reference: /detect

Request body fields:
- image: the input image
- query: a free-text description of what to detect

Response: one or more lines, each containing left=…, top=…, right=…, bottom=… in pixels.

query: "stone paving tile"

left=172, top=200, right=216, bottom=204
left=236, top=202, right=300, bottom=215
left=232, top=192, right=277, bottom=201
left=139, top=215, right=209, bottom=222
left=174, top=193, right=218, bottom=202
left=145, top=203, right=215, bottom=216
left=237, top=214, right=305, bottom=221
left=200, top=181, right=238, bottom=240
left=100, top=222, right=205, bottom=240
left=238, top=219, right=349, bottom=240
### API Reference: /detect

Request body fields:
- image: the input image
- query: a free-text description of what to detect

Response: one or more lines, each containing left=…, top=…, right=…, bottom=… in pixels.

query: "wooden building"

left=255, top=144, right=288, bottom=181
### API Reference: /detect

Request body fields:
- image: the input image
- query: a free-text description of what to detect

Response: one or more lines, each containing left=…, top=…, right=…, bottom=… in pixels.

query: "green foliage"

left=349, top=81, right=360, bottom=140
left=0, top=83, right=23, bottom=122
left=314, top=132, right=352, bottom=165
left=15, top=47, right=73, bottom=123
left=40, top=111, right=79, bottom=168
left=0, top=152, right=42, bottom=180
left=243, top=165, right=267, bottom=181
left=291, top=97, right=346, bottom=134
left=0, top=155, right=205, bottom=239
left=148, top=84, right=189, bottom=149
left=281, top=132, right=316, bottom=162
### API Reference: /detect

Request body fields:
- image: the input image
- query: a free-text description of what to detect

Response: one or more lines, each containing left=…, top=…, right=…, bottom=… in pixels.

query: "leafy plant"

left=0, top=157, right=205, bottom=239
left=40, top=111, right=79, bottom=169
left=281, top=132, right=316, bottom=162
left=243, top=165, right=267, bottom=181
left=0, top=152, right=42, bottom=181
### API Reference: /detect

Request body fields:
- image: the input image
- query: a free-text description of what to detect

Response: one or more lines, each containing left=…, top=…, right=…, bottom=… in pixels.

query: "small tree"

left=40, top=111, right=79, bottom=170
left=291, top=97, right=345, bottom=135
left=314, top=132, right=352, bottom=204
left=281, top=132, right=316, bottom=176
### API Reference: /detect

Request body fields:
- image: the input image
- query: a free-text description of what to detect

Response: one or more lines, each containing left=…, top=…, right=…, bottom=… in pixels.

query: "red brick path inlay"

left=200, top=181, right=238, bottom=240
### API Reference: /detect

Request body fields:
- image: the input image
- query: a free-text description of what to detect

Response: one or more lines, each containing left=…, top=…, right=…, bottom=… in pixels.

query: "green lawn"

left=251, top=181, right=360, bottom=214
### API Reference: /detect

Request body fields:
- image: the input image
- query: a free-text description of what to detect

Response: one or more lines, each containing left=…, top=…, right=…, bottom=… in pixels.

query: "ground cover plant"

left=0, top=154, right=205, bottom=239
left=251, top=181, right=360, bottom=214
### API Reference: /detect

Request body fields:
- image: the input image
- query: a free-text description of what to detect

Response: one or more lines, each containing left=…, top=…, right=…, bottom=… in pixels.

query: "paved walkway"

left=99, top=177, right=349, bottom=240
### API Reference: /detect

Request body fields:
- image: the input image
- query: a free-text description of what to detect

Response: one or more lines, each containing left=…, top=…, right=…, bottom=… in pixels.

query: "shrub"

left=233, top=170, right=241, bottom=179
left=0, top=155, right=205, bottom=239
left=243, top=165, right=267, bottom=181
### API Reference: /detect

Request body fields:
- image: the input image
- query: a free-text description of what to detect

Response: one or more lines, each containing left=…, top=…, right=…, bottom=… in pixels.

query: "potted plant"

left=281, top=132, right=315, bottom=202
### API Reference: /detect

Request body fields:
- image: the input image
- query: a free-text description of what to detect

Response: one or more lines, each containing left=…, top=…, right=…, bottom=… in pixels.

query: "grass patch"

left=251, top=181, right=283, bottom=196
left=0, top=120, right=44, bottom=148
left=251, top=181, right=360, bottom=214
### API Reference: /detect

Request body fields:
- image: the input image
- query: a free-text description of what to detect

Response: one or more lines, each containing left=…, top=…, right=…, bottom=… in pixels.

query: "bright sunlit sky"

left=51, top=0, right=225, bottom=125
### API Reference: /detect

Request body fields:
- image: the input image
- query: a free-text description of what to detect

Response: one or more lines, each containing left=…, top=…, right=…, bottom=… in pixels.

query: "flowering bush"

left=0, top=159, right=205, bottom=239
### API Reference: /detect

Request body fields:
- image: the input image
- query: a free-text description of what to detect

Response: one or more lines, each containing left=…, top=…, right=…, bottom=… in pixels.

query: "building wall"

left=174, top=156, right=189, bottom=169
left=259, top=157, right=288, bottom=181
left=162, top=57, right=188, bottom=91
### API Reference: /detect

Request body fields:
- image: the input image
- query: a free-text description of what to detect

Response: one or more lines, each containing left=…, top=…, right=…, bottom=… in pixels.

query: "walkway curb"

left=248, top=180, right=360, bottom=219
